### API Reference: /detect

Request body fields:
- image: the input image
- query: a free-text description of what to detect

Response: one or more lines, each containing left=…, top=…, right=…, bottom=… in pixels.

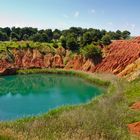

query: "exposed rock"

left=73, top=55, right=86, bottom=70
left=0, top=59, right=11, bottom=73
left=13, top=49, right=24, bottom=68
left=0, top=37, right=140, bottom=80
left=118, top=58, right=140, bottom=81
left=44, top=53, right=53, bottom=68
left=31, top=49, right=44, bottom=68
left=22, top=48, right=33, bottom=68
left=65, top=55, right=86, bottom=70
left=65, top=59, right=74, bottom=69
left=82, top=59, right=95, bottom=72
left=52, top=54, right=64, bottom=68
left=95, top=38, right=140, bottom=75
left=56, top=47, right=66, bottom=56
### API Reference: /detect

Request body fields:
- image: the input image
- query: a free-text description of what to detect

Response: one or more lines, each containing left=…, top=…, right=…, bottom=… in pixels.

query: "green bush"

left=101, top=35, right=111, bottom=45
left=81, top=44, right=102, bottom=59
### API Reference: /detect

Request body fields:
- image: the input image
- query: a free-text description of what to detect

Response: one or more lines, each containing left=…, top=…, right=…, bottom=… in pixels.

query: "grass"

left=0, top=69, right=139, bottom=140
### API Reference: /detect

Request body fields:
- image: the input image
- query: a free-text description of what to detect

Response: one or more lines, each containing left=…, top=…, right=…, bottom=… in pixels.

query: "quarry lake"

left=0, top=74, right=103, bottom=121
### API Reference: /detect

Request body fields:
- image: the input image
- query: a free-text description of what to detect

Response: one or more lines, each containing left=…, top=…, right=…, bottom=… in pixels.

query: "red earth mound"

left=131, top=102, right=140, bottom=110
left=94, top=37, right=140, bottom=74
left=128, top=122, right=140, bottom=137
left=128, top=101, right=140, bottom=137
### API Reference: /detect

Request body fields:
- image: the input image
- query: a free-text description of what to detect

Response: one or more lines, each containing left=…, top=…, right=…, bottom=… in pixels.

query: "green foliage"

left=60, top=36, right=66, bottom=49
left=10, top=32, right=20, bottom=41
left=0, top=27, right=131, bottom=48
left=101, top=34, right=112, bottom=45
left=82, top=32, right=93, bottom=45
left=122, top=30, right=131, bottom=39
left=81, top=44, right=102, bottom=59
left=66, top=36, right=79, bottom=51
left=0, top=41, right=55, bottom=55
left=0, top=31, right=9, bottom=41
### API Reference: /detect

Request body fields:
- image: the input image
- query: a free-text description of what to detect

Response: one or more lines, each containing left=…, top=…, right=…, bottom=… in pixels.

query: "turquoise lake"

left=0, top=74, right=103, bottom=121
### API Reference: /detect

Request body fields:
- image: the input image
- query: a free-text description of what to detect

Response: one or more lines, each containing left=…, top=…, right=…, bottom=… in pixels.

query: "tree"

left=3, top=27, right=11, bottom=36
left=101, top=35, right=111, bottom=45
left=122, top=30, right=131, bottom=39
left=23, top=34, right=29, bottom=41
left=0, top=31, right=9, bottom=41
left=45, top=29, right=53, bottom=42
left=81, top=44, right=102, bottom=60
left=115, top=30, right=122, bottom=39
left=61, top=36, right=66, bottom=49
left=66, top=37, right=78, bottom=51
left=10, top=32, right=20, bottom=41
left=82, top=32, right=93, bottom=45
left=31, top=33, right=48, bottom=42
left=53, top=29, right=61, bottom=41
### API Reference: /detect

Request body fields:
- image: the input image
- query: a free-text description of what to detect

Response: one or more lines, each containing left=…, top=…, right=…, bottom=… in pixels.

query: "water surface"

left=0, top=74, right=103, bottom=120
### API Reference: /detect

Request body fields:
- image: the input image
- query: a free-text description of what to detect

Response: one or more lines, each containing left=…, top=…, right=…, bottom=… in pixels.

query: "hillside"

left=0, top=37, right=140, bottom=81
left=95, top=37, right=140, bottom=80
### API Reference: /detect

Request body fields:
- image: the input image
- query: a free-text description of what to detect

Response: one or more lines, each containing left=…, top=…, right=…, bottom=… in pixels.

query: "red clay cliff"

left=0, top=37, right=140, bottom=79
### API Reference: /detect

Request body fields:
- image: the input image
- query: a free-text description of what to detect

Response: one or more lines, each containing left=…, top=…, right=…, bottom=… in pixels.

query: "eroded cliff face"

left=0, top=46, right=96, bottom=74
left=0, top=37, right=140, bottom=80
left=95, top=37, right=140, bottom=74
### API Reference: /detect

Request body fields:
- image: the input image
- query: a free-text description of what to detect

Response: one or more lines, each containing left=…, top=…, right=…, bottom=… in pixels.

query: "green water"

left=0, top=74, right=103, bottom=121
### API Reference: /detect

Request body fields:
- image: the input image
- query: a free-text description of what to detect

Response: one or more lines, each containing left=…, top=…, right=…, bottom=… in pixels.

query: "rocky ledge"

left=0, top=37, right=140, bottom=80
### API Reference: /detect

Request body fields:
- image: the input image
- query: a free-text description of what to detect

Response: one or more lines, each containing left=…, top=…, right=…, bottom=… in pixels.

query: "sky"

left=0, top=0, right=139, bottom=35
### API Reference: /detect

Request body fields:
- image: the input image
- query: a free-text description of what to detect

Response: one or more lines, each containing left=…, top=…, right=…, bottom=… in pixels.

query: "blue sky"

left=0, top=0, right=139, bottom=35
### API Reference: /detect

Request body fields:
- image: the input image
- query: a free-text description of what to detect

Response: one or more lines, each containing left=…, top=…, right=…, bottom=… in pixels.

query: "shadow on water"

left=0, top=74, right=103, bottom=120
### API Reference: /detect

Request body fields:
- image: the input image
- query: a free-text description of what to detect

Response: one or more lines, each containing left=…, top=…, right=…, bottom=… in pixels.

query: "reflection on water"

left=0, top=74, right=103, bottom=120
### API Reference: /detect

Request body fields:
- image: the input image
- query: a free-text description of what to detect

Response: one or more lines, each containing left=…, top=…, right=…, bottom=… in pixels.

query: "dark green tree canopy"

left=0, top=27, right=131, bottom=51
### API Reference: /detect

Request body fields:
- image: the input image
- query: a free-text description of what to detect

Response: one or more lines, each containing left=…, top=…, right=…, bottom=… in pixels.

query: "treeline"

left=0, top=27, right=130, bottom=59
left=0, top=27, right=130, bottom=44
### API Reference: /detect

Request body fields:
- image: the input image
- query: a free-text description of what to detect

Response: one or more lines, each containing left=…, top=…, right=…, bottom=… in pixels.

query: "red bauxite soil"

left=128, top=122, right=140, bottom=137
left=128, top=101, right=140, bottom=137
left=95, top=37, right=140, bottom=74
left=131, top=102, right=140, bottom=110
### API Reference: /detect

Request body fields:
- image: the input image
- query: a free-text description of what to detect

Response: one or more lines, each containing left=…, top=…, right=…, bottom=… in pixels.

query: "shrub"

left=81, top=44, right=102, bottom=59
left=101, top=35, right=111, bottom=45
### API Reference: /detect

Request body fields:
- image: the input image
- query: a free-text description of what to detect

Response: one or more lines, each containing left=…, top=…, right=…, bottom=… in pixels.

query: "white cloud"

left=74, top=11, right=80, bottom=18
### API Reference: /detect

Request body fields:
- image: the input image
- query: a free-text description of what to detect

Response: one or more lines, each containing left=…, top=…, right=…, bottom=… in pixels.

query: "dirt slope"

left=95, top=37, right=140, bottom=77
left=0, top=37, right=140, bottom=80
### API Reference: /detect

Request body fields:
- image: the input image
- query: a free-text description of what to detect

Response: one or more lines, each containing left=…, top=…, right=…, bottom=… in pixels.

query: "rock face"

left=118, top=58, right=140, bottom=81
left=1, top=37, right=140, bottom=80
left=44, top=53, right=53, bottom=68
left=94, top=37, right=140, bottom=76
left=52, top=54, right=64, bottom=68
left=82, top=59, right=95, bottom=72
